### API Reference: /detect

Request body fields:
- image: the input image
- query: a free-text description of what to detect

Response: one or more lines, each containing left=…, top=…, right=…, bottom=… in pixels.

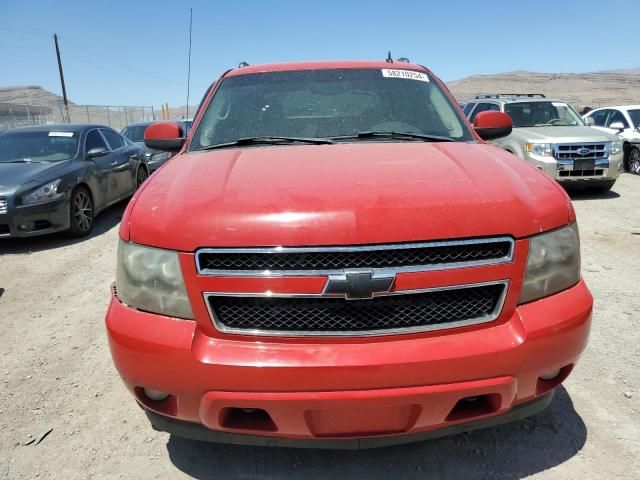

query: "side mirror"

left=86, top=147, right=109, bottom=159
left=584, top=117, right=595, bottom=126
left=144, top=122, right=185, bottom=151
left=609, top=121, right=625, bottom=131
left=474, top=111, right=513, bottom=140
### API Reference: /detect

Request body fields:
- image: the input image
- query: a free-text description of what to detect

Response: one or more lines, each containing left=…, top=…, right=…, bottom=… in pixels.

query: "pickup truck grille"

left=0, top=198, right=7, bottom=215
left=196, top=238, right=514, bottom=274
left=553, top=143, right=608, bottom=161
left=206, top=282, right=507, bottom=336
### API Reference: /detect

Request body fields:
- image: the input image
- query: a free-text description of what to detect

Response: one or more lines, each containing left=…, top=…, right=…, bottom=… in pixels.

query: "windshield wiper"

left=331, top=131, right=454, bottom=142
left=196, top=136, right=334, bottom=151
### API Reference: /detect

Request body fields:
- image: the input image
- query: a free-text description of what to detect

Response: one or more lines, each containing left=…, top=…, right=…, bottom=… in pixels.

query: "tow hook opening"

left=446, top=393, right=502, bottom=422
left=219, top=407, right=277, bottom=432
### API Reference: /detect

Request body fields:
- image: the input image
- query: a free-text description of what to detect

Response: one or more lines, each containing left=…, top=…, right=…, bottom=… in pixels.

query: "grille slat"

left=0, top=198, right=7, bottom=215
left=207, top=283, right=507, bottom=336
left=553, top=143, right=608, bottom=161
left=197, top=239, right=513, bottom=273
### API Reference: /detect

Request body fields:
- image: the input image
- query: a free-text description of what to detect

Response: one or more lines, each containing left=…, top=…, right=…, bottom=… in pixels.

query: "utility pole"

left=53, top=33, right=69, bottom=122
left=186, top=8, right=193, bottom=119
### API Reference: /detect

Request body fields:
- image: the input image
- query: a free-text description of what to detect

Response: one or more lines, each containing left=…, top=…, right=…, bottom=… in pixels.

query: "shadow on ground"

left=0, top=201, right=126, bottom=255
left=166, top=387, right=586, bottom=480
left=567, top=189, right=620, bottom=201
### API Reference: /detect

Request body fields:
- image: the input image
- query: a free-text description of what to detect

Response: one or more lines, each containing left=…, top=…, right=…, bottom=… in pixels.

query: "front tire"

left=628, top=146, right=640, bottom=175
left=136, top=166, right=149, bottom=189
left=67, top=186, right=94, bottom=237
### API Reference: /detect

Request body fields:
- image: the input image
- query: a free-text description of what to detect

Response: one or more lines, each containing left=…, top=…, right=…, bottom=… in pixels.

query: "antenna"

left=386, top=51, right=393, bottom=63
left=186, top=8, right=193, bottom=119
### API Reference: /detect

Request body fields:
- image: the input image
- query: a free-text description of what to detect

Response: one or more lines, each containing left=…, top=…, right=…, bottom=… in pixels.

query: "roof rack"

left=238, top=61, right=250, bottom=68
left=474, top=93, right=546, bottom=99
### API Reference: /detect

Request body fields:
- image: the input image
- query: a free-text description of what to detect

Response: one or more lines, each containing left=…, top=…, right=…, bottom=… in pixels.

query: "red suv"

left=106, top=61, right=592, bottom=448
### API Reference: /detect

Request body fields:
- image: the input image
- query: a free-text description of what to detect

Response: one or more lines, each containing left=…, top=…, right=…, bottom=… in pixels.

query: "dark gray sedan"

left=0, top=124, right=149, bottom=238
left=121, top=122, right=170, bottom=172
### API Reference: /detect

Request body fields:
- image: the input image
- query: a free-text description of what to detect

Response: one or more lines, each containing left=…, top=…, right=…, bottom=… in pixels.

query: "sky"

left=2, top=0, right=639, bottom=107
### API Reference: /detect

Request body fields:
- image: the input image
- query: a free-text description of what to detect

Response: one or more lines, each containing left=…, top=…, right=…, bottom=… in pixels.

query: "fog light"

left=540, top=369, right=561, bottom=380
left=18, top=224, right=30, bottom=231
left=143, top=388, right=169, bottom=401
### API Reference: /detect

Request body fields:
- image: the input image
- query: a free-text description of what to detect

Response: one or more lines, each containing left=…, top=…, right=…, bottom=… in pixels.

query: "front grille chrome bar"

left=196, top=237, right=515, bottom=276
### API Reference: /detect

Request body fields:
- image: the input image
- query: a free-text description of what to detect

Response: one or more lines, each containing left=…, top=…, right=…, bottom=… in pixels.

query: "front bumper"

left=0, top=195, right=70, bottom=238
left=524, top=153, right=623, bottom=183
left=106, top=279, right=592, bottom=446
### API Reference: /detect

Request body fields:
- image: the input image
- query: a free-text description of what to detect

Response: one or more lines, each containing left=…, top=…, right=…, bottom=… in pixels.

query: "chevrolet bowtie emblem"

left=324, top=270, right=395, bottom=300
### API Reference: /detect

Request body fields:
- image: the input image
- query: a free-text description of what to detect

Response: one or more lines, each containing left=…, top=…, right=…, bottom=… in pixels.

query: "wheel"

left=628, top=146, right=640, bottom=175
left=136, top=166, right=149, bottom=188
left=589, top=180, right=616, bottom=193
left=67, top=186, right=94, bottom=237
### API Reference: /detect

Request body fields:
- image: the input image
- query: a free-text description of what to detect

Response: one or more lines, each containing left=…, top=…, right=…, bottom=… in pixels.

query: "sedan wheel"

left=136, top=167, right=149, bottom=188
left=629, top=147, right=640, bottom=175
left=68, top=187, right=94, bottom=237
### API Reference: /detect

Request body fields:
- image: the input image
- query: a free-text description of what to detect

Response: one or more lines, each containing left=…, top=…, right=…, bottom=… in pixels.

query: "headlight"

left=519, top=223, right=581, bottom=304
left=525, top=143, right=553, bottom=156
left=116, top=240, right=194, bottom=319
left=610, top=140, right=622, bottom=155
left=21, top=179, right=62, bottom=205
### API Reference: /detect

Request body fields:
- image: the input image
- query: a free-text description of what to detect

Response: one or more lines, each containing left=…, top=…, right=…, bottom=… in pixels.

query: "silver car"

left=464, top=94, right=623, bottom=192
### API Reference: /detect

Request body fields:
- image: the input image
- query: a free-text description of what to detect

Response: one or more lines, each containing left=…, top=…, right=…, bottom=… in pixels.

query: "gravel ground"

left=1, top=174, right=639, bottom=479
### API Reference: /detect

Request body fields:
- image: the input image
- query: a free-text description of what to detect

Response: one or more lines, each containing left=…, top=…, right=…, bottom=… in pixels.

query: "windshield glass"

left=504, top=102, right=584, bottom=128
left=0, top=131, right=79, bottom=163
left=121, top=125, right=148, bottom=143
left=628, top=109, right=640, bottom=128
left=190, top=68, right=473, bottom=150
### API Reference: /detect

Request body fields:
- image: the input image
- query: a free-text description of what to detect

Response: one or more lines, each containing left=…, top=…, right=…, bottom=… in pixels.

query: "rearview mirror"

left=144, top=122, right=185, bottom=151
left=86, top=147, right=108, bottom=159
left=584, top=117, right=595, bottom=126
left=473, top=111, right=513, bottom=140
left=609, top=121, right=625, bottom=131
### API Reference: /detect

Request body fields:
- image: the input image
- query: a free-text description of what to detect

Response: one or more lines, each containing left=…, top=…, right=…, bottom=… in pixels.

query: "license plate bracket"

left=574, top=159, right=595, bottom=170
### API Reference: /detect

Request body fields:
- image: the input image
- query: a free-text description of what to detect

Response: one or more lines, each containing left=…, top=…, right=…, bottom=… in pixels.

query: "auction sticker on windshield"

left=48, top=131, right=74, bottom=137
left=381, top=69, right=429, bottom=82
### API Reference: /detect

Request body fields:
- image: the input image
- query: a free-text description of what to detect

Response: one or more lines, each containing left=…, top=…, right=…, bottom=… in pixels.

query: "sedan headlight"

left=525, top=143, right=553, bottom=156
left=116, top=240, right=194, bottom=319
left=610, top=140, right=622, bottom=155
left=21, top=179, right=62, bottom=205
left=519, top=223, right=581, bottom=304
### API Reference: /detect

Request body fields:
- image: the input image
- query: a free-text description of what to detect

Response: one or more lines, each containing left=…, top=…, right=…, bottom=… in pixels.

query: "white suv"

left=582, top=106, right=640, bottom=173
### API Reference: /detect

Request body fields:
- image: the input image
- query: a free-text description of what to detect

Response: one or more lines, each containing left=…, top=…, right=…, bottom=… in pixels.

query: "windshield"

left=504, top=102, right=584, bottom=128
left=628, top=109, right=640, bottom=128
left=121, top=125, right=148, bottom=143
left=190, top=68, right=473, bottom=150
left=0, top=130, right=79, bottom=163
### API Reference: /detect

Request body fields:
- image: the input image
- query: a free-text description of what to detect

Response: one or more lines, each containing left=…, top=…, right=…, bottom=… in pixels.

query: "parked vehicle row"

left=463, top=94, right=624, bottom=191
left=0, top=124, right=149, bottom=238
left=105, top=60, right=593, bottom=449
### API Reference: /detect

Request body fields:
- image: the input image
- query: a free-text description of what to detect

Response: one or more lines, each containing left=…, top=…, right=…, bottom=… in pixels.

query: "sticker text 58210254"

left=381, top=69, right=430, bottom=82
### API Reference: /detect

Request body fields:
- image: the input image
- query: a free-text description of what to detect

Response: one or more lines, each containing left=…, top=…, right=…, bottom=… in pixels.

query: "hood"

left=126, top=142, right=571, bottom=251
left=0, top=160, right=71, bottom=194
left=513, top=126, right=618, bottom=142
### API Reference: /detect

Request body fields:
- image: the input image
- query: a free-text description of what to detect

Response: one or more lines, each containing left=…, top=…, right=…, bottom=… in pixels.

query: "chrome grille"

left=0, top=198, right=7, bottom=215
left=206, top=281, right=508, bottom=336
left=196, top=237, right=514, bottom=275
left=553, top=143, right=608, bottom=161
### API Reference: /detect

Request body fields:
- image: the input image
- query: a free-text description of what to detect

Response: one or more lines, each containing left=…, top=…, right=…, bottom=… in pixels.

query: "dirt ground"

left=1, top=174, right=639, bottom=480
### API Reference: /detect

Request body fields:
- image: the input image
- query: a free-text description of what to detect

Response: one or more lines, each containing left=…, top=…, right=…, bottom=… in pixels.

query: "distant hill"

left=448, top=69, right=640, bottom=109
left=0, top=85, right=72, bottom=106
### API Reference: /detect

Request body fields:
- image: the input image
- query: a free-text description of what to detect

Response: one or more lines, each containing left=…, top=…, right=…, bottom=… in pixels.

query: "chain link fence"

left=0, top=103, right=156, bottom=132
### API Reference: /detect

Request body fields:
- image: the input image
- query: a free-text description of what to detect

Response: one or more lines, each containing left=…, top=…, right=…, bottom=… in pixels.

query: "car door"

left=85, top=129, right=118, bottom=207
left=100, top=128, right=136, bottom=198
left=604, top=109, right=636, bottom=141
